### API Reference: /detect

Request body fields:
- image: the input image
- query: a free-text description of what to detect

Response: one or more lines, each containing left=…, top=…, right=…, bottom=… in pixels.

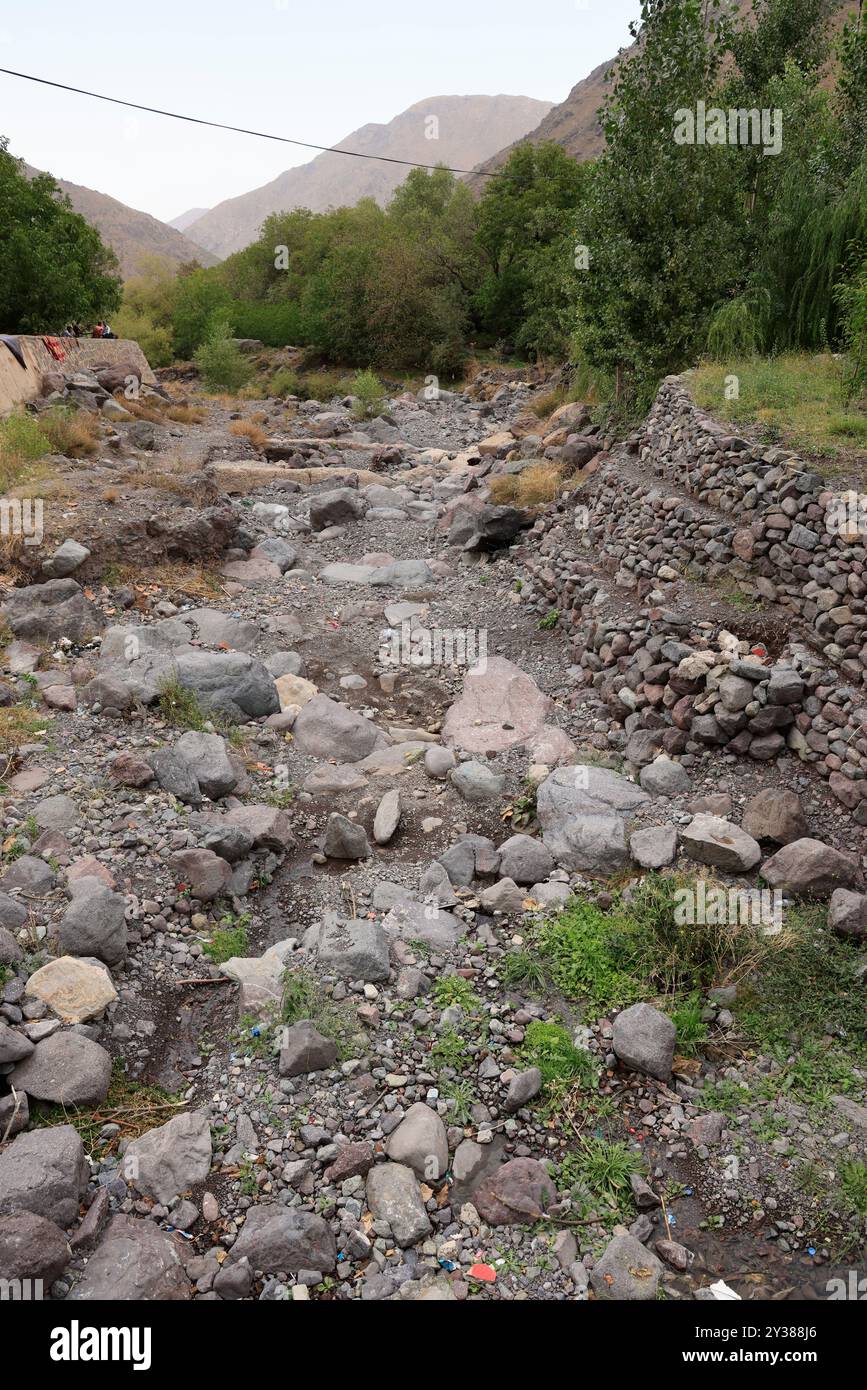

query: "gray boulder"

left=58, top=883, right=127, bottom=966
left=316, top=914, right=390, bottom=982
left=10, top=1031, right=112, bottom=1105
left=366, top=1163, right=431, bottom=1247
left=174, top=649, right=279, bottom=720
left=225, top=1205, right=337, bottom=1275
left=0, top=1210, right=71, bottom=1284
left=66, top=1215, right=192, bottom=1300
left=681, top=814, right=761, bottom=873
left=1, top=579, right=103, bottom=642
left=41, top=539, right=90, bottom=579
left=323, top=813, right=371, bottom=860
left=742, top=788, right=807, bottom=845
left=449, top=760, right=505, bottom=804
left=310, top=488, right=365, bottom=530
left=278, top=1021, right=339, bottom=1077
left=537, top=765, right=649, bottom=873
left=639, top=756, right=692, bottom=797
left=174, top=731, right=237, bottom=799
left=761, top=838, right=862, bottom=899
left=0, top=1125, right=87, bottom=1226
left=169, top=848, right=232, bottom=902
left=630, top=825, right=678, bottom=869
left=293, top=694, right=386, bottom=762
left=0, top=895, right=27, bottom=934
left=590, top=1230, right=663, bottom=1301
left=148, top=747, right=202, bottom=805
left=497, top=834, right=554, bottom=884
left=828, top=888, right=867, bottom=937
left=123, top=1109, right=212, bottom=1204
left=383, top=899, right=463, bottom=952
left=385, top=1103, right=448, bottom=1180
left=612, top=1003, right=675, bottom=1081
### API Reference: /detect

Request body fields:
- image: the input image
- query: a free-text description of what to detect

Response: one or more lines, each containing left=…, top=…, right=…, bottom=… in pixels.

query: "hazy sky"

left=0, top=0, right=641, bottom=222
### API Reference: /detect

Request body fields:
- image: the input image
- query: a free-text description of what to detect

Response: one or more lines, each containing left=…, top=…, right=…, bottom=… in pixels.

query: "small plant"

left=840, top=1160, right=867, bottom=1218
left=521, top=1019, right=597, bottom=1087
left=229, top=419, right=268, bottom=450
left=350, top=368, right=386, bottom=420
left=157, top=676, right=208, bottom=731
left=539, top=610, right=560, bottom=631
left=432, top=975, right=481, bottom=1013
left=281, top=967, right=356, bottom=1057
left=195, top=317, right=252, bottom=393
left=558, top=1136, right=638, bottom=1212
left=439, top=1077, right=475, bottom=1126
left=501, top=949, right=547, bottom=992
left=671, top=995, right=709, bottom=1056
left=431, top=1027, right=466, bottom=1072
left=202, top=914, right=249, bottom=965
left=269, top=367, right=301, bottom=398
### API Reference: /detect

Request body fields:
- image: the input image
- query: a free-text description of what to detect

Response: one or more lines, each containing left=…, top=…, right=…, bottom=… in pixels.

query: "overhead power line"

left=0, top=67, right=506, bottom=179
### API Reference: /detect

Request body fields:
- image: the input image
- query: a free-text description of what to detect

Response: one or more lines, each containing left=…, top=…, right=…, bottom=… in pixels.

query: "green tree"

left=0, top=137, right=121, bottom=333
left=474, top=142, right=587, bottom=355
left=572, top=0, right=744, bottom=403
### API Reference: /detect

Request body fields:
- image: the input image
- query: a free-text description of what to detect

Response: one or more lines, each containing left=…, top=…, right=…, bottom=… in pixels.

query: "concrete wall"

left=0, top=337, right=156, bottom=416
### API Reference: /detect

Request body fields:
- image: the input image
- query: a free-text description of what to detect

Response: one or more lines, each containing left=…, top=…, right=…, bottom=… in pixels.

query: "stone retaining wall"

left=0, top=337, right=155, bottom=416
left=516, top=376, right=867, bottom=820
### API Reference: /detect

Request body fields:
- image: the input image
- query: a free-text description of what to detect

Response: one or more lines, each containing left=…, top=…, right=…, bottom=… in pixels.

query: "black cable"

left=0, top=66, right=504, bottom=178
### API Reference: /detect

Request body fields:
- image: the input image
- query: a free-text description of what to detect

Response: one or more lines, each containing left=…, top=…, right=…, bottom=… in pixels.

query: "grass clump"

left=269, top=367, right=301, bottom=398
left=31, top=1059, right=180, bottom=1156
left=520, top=1020, right=597, bottom=1087
left=432, top=974, right=481, bottom=1013
left=841, top=1161, right=867, bottom=1218
left=157, top=677, right=208, bottom=732
left=490, top=462, right=565, bottom=508
left=281, top=967, right=357, bottom=1058
left=202, top=914, right=250, bottom=964
left=229, top=419, right=268, bottom=449
left=671, top=994, right=709, bottom=1056
left=0, top=704, right=52, bottom=755
left=556, top=1136, right=638, bottom=1222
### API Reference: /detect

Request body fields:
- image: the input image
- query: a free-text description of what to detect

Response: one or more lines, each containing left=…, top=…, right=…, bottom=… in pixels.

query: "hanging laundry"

left=42, top=336, right=67, bottom=362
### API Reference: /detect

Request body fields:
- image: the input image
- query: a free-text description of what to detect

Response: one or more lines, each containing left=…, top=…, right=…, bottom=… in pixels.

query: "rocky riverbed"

left=0, top=363, right=864, bottom=1302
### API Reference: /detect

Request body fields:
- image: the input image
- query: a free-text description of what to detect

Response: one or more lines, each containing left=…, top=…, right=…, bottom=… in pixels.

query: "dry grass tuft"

left=489, top=461, right=565, bottom=507
left=165, top=404, right=206, bottom=424
left=42, top=410, right=101, bottom=458
left=228, top=419, right=268, bottom=450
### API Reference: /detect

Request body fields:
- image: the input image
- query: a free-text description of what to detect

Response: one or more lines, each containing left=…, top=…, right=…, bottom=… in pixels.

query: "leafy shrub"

left=269, top=367, right=301, bottom=398
left=520, top=1020, right=597, bottom=1086
left=195, top=317, right=252, bottom=393
left=350, top=368, right=386, bottom=419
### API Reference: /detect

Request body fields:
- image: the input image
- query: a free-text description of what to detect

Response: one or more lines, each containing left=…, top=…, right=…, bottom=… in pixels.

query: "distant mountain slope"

left=465, top=0, right=857, bottom=192
left=185, top=94, right=553, bottom=260
left=169, top=207, right=211, bottom=233
left=23, top=164, right=218, bottom=278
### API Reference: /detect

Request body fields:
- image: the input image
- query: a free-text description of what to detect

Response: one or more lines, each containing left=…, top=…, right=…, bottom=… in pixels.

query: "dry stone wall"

left=517, top=375, right=867, bottom=821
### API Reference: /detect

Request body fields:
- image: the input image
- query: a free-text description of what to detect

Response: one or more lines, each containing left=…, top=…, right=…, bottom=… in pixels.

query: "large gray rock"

left=630, top=825, right=678, bottom=869
left=0, top=855, right=55, bottom=894
left=473, top=1157, right=556, bottom=1225
left=57, top=883, right=127, bottom=965
left=497, top=834, right=554, bottom=884
left=366, top=1163, right=431, bottom=1247
left=504, top=1066, right=543, bottom=1113
left=309, top=487, right=365, bottom=530
left=316, top=915, right=390, bottom=982
left=0, top=1210, right=71, bottom=1284
left=590, top=1229, right=663, bottom=1301
left=223, top=804, right=295, bottom=852
left=66, top=1215, right=193, bottom=1300
left=173, top=731, right=237, bottom=799
left=761, top=838, right=862, bottom=899
left=449, top=760, right=505, bottom=804
left=0, top=1125, right=87, bottom=1226
left=2, top=578, right=103, bottom=642
left=447, top=502, right=531, bottom=551
left=639, top=756, right=692, bottom=797
left=385, top=1103, right=448, bottom=1180
left=148, top=747, right=201, bottom=805
left=169, top=848, right=232, bottom=902
left=174, top=649, right=279, bottom=720
left=373, top=789, right=401, bottom=845
left=293, top=694, right=386, bottom=762
left=278, top=1021, right=339, bottom=1077
left=442, top=657, right=552, bottom=754
left=41, top=539, right=91, bottom=579
left=123, top=1109, right=212, bottom=1204
left=0, top=1021, right=34, bottom=1063
left=0, top=893, right=27, bottom=933
left=184, top=608, right=260, bottom=649
left=25, top=956, right=118, bottom=1024
left=383, top=899, right=464, bottom=952
left=828, top=888, right=867, bottom=937
left=34, top=794, right=78, bottom=832
left=10, top=1031, right=112, bottom=1105
left=536, top=765, right=649, bottom=873
left=612, top=1003, right=675, bottom=1082
left=225, top=1205, right=337, bottom=1275
left=323, top=813, right=371, bottom=860
left=742, top=788, right=808, bottom=845
left=681, top=814, right=761, bottom=873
